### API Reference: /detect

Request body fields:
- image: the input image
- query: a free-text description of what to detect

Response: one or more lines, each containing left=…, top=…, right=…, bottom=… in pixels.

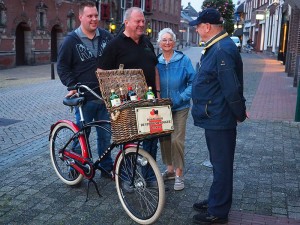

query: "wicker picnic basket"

left=96, top=64, right=173, bottom=144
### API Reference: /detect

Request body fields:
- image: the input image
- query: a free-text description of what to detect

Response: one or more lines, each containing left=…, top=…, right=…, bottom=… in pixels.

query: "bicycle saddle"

left=63, top=97, right=85, bottom=106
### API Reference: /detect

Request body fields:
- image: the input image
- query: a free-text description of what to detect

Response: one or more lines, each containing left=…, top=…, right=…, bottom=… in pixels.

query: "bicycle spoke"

left=115, top=148, right=165, bottom=224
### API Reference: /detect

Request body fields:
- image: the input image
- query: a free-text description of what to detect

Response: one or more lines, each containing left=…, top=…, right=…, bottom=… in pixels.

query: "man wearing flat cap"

left=189, top=8, right=247, bottom=224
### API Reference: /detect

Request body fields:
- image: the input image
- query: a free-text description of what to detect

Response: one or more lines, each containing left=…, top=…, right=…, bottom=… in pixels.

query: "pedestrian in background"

left=188, top=8, right=247, bottom=224
left=156, top=28, right=195, bottom=191
left=98, top=7, right=160, bottom=185
left=57, top=1, right=114, bottom=178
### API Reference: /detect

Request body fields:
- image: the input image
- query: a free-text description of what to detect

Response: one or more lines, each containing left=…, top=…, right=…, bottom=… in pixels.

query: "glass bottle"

left=119, top=87, right=126, bottom=103
left=127, top=86, right=137, bottom=101
left=110, top=89, right=121, bottom=107
left=145, top=86, right=155, bottom=100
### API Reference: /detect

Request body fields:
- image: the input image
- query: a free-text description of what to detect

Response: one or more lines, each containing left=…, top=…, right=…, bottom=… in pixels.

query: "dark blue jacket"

left=57, top=28, right=112, bottom=100
left=192, top=35, right=247, bottom=130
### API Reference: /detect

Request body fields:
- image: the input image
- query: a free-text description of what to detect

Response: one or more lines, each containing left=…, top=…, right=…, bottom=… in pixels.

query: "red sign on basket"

left=148, top=109, right=163, bottom=133
left=135, top=105, right=173, bottom=134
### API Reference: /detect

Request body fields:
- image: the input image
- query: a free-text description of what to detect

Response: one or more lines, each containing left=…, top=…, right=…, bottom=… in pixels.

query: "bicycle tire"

left=115, top=147, right=165, bottom=224
left=50, top=122, right=83, bottom=185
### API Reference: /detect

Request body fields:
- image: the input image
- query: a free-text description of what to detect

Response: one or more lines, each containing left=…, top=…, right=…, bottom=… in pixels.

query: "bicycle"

left=49, top=83, right=165, bottom=224
left=243, top=44, right=253, bottom=53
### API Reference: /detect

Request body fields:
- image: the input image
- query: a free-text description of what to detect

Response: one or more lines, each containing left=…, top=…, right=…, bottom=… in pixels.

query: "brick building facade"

left=0, top=0, right=181, bottom=69
left=285, top=0, right=300, bottom=87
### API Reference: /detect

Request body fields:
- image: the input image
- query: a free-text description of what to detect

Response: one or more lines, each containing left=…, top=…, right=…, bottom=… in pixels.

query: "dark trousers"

left=142, top=138, right=158, bottom=181
left=205, top=128, right=237, bottom=218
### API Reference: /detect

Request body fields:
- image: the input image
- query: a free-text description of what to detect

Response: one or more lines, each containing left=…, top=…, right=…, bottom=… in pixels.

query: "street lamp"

left=146, top=22, right=152, bottom=36
left=234, top=24, right=243, bottom=29
left=109, top=18, right=116, bottom=33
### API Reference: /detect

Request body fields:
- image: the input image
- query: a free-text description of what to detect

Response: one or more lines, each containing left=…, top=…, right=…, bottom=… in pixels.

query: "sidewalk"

left=0, top=49, right=300, bottom=225
left=0, top=63, right=55, bottom=88
left=247, top=54, right=297, bottom=121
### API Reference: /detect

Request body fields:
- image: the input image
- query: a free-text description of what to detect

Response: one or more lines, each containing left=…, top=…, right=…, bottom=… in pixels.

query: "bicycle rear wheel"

left=115, top=147, right=165, bottom=224
left=49, top=122, right=83, bottom=185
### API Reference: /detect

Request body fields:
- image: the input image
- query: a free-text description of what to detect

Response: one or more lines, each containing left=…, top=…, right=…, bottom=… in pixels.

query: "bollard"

left=295, top=83, right=300, bottom=121
left=295, top=56, right=300, bottom=121
left=51, top=62, right=55, bottom=80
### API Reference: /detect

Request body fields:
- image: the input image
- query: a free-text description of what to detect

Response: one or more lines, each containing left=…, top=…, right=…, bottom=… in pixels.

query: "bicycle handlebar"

left=67, top=83, right=104, bottom=102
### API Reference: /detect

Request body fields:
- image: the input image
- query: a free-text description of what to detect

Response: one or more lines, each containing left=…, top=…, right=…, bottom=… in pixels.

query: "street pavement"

left=0, top=47, right=300, bottom=225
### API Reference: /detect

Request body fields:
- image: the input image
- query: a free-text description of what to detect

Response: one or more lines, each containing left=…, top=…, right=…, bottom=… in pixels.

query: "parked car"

left=230, top=36, right=241, bottom=52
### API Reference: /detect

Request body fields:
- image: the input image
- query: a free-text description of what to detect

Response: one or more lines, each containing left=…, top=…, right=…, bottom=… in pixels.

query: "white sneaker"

left=174, top=176, right=184, bottom=191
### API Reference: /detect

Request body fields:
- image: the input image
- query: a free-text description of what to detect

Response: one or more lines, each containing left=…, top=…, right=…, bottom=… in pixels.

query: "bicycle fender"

left=49, top=120, right=88, bottom=153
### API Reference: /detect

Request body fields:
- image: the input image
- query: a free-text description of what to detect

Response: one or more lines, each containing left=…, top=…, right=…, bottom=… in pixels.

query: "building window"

left=67, top=10, right=75, bottom=31
left=0, top=2, right=7, bottom=27
left=152, top=0, right=156, bottom=10
left=159, top=0, right=163, bottom=12
left=120, top=0, right=125, bottom=22
left=39, top=12, right=44, bottom=28
left=36, top=2, right=48, bottom=30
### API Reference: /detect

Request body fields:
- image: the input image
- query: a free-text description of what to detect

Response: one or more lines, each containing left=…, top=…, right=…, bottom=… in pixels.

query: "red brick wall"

left=286, top=7, right=300, bottom=87
left=0, top=0, right=181, bottom=69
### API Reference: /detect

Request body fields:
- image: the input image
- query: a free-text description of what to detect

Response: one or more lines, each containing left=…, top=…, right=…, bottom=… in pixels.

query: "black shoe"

left=193, top=212, right=228, bottom=224
left=193, top=200, right=209, bottom=212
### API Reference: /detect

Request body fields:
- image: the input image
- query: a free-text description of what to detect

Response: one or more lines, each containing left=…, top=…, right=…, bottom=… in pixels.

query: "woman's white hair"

left=157, top=28, right=176, bottom=44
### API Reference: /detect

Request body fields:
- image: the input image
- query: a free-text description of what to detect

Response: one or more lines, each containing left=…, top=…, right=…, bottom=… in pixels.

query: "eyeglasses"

left=161, top=39, right=174, bottom=43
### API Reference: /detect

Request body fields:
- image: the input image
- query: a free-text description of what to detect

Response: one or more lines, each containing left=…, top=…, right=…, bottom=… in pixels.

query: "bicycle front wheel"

left=115, top=147, right=165, bottom=224
left=49, top=122, right=83, bottom=185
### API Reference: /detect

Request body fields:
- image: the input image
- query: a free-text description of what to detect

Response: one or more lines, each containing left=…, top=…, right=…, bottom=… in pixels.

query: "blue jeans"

left=142, top=138, right=158, bottom=181
left=75, top=100, right=113, bottom=172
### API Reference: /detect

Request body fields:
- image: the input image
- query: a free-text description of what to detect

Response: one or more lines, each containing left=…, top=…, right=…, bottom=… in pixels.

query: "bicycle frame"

left=49, top=119, right=139, bottom=180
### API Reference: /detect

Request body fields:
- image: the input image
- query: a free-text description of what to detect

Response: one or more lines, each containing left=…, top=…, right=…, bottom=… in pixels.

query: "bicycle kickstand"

left=86, top=178, right=102, bottom=202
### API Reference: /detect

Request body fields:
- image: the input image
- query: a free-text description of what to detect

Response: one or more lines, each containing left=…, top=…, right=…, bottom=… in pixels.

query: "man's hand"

left=237, top=111, right=249, bottom=123
left=65, top=90, right=77, bottom=98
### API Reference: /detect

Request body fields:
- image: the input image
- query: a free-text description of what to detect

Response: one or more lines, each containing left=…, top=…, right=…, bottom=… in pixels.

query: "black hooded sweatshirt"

left=57, top=28, right=112, bottom=100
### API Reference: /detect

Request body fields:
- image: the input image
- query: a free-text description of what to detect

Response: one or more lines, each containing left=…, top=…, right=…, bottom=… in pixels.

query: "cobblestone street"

left=0, top=47, right=299, bottom=224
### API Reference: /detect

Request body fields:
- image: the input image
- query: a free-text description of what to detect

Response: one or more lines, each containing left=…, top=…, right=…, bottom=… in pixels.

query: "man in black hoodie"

left=57, top=1, right=113, bottom=178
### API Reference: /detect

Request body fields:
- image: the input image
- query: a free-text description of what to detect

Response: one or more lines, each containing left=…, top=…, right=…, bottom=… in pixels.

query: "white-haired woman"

left=157, top=28, right=195, bottom=191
